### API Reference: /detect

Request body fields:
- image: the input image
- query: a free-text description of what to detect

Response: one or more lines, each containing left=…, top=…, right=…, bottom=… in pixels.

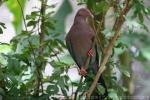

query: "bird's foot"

left=79, top=67, right=87, bottom=76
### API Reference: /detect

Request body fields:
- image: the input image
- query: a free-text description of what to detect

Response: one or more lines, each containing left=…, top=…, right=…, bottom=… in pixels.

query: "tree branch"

left=34, top=0, right=47, bottom=96
left=86, top=0, right=131, bottom=99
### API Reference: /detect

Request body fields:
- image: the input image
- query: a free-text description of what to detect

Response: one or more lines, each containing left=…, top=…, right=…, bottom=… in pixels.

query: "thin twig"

left=16, top=0, right=42, bottom=96
left=16, top=0, right=27, bottom=31
left=48, top=44, right=61, bottom=62
left=16, top=0, right=37, bottom=64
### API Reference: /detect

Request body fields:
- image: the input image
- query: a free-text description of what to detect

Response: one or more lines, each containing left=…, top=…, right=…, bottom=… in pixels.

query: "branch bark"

left=86, top=0, right=132, bottom=99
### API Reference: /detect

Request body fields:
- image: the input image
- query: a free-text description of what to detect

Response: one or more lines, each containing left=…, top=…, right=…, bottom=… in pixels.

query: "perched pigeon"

left=65, top=8, right=107, bottom=98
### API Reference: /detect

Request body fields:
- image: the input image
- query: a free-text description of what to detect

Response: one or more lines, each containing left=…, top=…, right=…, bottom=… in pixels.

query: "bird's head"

left=74, top=8, right=93, bottom=25
left=76, top=8, right=93, bottom=18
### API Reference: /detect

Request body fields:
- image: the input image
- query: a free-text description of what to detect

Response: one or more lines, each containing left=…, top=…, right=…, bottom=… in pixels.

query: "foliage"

left=76, top=0, right=150, bottom=99
left=0, top=0, right=73, bottom=99
left=0, top=0, right=150, bottom=100
left=0, top=22, right=6, bottom=34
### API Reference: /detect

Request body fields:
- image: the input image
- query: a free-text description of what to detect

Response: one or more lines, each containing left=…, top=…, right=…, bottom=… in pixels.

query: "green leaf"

left=60, top=87, right=68, bottom=97
left=136, top=51, right=147, bottom=62
left=118, top=65, right=130, bottom=77
left=0, top=44, right=11, bottom=53
left=77, top=0, right=86, bottom=5
left=46, top=4, right=56, bottom=9
left=108, top=89, right=119, bottom=100
left=122, top=87, right=128, bottom=92
left=0, top=22, right=6, bottom=29
left=44, top=21, right=55, bottom=30
left=0, top=27, right=3, bottom=34
left=26, top=11, right=40, bottom=20
left=86, top=0, right=96, bottom=10
left=6, top=0, right=26, bottom=34
left=0, top=22, right=6, bottom=34
left=122, top=70, right=130, bottom=77
left=46, top=85, right=59, bottom=95
left=140, top=47, right=150, bottom=60
left=59, top=54, right=74, bottom=65
left=27, top=20, right=37, bottom=27
left=50, top=61, right=68, bottom=68
left=97, top=84, right=105, bottom=95
left=38, top=94, right=49, bottom=100
left=138, top=13, right=144, bottom=23
left=93, top=1, right=109, bottom=15
left=126, top=17, right=141, bottom=30
left=7, top=57, right=21, bottom=75
left=58, top=78, right=68, bottom=97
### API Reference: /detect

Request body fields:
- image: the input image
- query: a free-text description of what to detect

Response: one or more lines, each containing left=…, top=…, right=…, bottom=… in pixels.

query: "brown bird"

left=65, top=8, right=107, bottom=98
left=66, top=8, right=96, bottom=75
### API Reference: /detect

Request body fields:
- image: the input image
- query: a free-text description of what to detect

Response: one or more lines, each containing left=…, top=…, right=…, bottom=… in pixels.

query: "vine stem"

left=16, top=0, right=37, bottom=65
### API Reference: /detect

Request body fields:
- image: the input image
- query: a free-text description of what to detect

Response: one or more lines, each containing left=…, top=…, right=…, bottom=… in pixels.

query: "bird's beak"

left=86, top=15, right=93, bottom=24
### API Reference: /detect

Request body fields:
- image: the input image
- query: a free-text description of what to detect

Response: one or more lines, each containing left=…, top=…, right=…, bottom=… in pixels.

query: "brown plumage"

left=66, top=8, right=98, bottom=72
left=65, top=8, right=107, bottom=98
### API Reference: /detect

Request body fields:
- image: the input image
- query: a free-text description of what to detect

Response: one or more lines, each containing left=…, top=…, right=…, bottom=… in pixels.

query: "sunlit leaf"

left=0, top=44, right=11, bottom=53
left=97, top=84, right=105, bottom=95
left=108, top=89, right=119, bottom=100
left=122, top=70, right=130, bottom=77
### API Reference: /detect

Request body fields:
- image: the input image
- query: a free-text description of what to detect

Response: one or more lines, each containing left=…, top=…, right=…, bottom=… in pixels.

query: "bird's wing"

left=87, top=41, right=99, bottom=72
left=66, top=37, right=81, bottom=68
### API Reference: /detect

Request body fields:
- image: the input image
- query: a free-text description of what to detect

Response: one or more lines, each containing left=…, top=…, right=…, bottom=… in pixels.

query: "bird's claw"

left=79, top=67, right=87, bottom=76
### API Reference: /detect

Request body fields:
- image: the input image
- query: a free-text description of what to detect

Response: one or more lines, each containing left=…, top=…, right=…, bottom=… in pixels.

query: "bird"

left=65, top=8, right=108, bottom=99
